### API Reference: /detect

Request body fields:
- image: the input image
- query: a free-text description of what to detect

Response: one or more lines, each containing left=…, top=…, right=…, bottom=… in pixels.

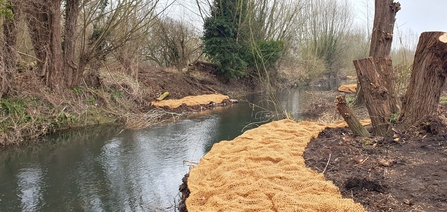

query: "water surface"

left=0, top=89, right=320, bottom=211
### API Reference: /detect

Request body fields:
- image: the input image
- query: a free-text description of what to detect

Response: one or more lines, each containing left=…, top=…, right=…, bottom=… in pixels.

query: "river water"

left=0, top=89, right=324, bottom=211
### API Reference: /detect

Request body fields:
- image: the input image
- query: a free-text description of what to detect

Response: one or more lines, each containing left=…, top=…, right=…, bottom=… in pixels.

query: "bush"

left=203, top=16, right=248, bottom=79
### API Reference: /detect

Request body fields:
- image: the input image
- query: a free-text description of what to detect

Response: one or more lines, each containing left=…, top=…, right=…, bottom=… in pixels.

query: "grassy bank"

left=0, top=71, right=175, bottom=147
left=1, top=66, right=255, bottom=147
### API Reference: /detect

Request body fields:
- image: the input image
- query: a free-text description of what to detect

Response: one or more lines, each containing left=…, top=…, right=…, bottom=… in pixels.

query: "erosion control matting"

left=186, top=119, right=370, bottom=211
left=151, top=94, right=229, bottom=109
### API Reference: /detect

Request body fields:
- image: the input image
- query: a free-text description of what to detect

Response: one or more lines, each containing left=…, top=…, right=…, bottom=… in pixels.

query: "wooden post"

left=354, top=57, right=391, bottom=136
left=401, top=32, right=447, bottom=126
left=336, top=95, right=370, bottom=137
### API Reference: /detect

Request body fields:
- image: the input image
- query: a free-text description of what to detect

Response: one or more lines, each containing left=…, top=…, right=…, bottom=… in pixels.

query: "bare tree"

left=25, top=0, right=64, bottom=90
left=78, top=0, right=169, bottom=86
left=354, top=0, right=400, bottom=109
left=297, top=0, right=354, bottom=84
left=351, top=0, right=400, bottom=136
left=143, top=17, right=201, bottom=69
left=19, top=0, right=172, bottom=89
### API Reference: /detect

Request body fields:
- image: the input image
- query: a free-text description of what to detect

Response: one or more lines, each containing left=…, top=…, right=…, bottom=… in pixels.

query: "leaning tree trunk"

left=354, top=57, right=391, bottom=136
left=401, top=32, right=447, bottom=126
left=336, top=95, right=370, bottom=137
left=355, top=0, right=401, bottom=107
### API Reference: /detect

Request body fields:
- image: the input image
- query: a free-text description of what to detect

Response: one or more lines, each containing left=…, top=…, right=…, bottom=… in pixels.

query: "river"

left=0, top=89, right=327, bottom=211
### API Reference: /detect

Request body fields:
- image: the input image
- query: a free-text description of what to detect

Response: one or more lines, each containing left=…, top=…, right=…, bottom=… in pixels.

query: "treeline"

left=0, top=0, right=203, bottom=97
left=0, top=0, right=416, bottom=97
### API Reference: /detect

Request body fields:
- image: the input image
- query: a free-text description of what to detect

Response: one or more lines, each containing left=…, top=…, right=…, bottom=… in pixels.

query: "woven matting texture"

left=338, top=84, right=357, bottom=93
left=187, top=119, right=368, bottom=212
left=151, top=94, right=229, bottom=109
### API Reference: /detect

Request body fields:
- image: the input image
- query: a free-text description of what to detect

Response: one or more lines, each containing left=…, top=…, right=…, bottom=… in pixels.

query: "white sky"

left=165, top=0, right=446, bottom=44
left=351, top=0, right=446, bottom=35
left=395, top=0, right=446, bottom=34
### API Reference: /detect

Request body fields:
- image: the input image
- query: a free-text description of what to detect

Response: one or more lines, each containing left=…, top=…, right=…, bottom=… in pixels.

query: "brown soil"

left=2, top=64, right=254, bottom=147
left=138, top=67, right=253, bottom=110
left=304, top=116, right=447, bottom=212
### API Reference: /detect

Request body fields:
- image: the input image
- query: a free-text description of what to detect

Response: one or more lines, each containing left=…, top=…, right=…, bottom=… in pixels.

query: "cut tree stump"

left=336, top=95, right=370, bottom=137
left=401, top=32, right=447, bottom=126
left=373, top=56, right=401, bottom=113
left=353, top=57, right=391, bottom=136
left=354, top=0, right=400, bottom=106
left=369, top=1, right=401, bottom=58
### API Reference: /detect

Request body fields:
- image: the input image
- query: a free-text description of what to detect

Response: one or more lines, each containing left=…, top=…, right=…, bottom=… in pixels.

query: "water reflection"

left=0, top=89, right=324, bottom=211
left=17, top=164, right=45, bottom=211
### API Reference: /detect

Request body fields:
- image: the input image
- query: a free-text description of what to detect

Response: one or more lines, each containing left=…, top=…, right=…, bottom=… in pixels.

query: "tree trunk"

left=46, top=0, right=63, bottom=90
left=64, top=0, right=81, bottom=88
left=0, top=57, right=8, bottom=98
left=355, top=0, right=400, bottom=106
left=354, top=57, right=391, bottom=136
left=353, top=83, right=365, bottom=105
left=25, top=0, right=64, bottom=90
left=1, top=0, right=21, bottom=96
left=374, top=56, right=400, bottom=113
left=369, top=1, right=400, bottom=57
left=336, top=95, right=370, bottom=137
left=401, top=32, right=447, bottom=126
left=25, top=1, right=51, bottom=78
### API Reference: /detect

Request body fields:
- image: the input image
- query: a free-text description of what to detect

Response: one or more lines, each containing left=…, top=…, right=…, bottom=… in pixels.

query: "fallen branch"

left=336, top=95, right=370, bottom=137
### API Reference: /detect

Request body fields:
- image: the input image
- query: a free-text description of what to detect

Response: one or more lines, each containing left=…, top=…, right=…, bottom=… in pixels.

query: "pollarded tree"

left=350, top=0, right=400, bottom=136
left=22, top=0, right=167, bottom=90
left=25, top=0, right=64, bottom=90
left=400, top=32, right=447, bottom=127
left=63, top=0, right=81, bottom=88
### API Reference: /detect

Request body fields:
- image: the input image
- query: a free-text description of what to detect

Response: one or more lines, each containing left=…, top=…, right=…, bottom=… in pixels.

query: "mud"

left=304, top=119, right=447, bottom=212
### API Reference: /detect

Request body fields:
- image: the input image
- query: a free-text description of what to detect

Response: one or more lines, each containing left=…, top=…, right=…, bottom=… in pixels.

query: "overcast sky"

left=166, top=0, right=446, bottom=42
left=397, top=0, right=446, bottom=34
left=352, top=0, right=446, bottom=34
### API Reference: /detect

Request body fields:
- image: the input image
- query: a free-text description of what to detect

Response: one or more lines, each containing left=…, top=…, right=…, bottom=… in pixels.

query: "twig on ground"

left=190, top=138, right=202, bottom=163
left=361, top=156, right=370, bottom=164
left=183, top=160, right=199, bottom=165
left=322, top=153, right=332, bottom=174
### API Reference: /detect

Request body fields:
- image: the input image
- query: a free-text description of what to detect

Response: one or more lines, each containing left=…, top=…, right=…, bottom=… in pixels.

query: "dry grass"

left=0, top=66, right=179, bottom=147
left=298, top=91, right=369, bottom=125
